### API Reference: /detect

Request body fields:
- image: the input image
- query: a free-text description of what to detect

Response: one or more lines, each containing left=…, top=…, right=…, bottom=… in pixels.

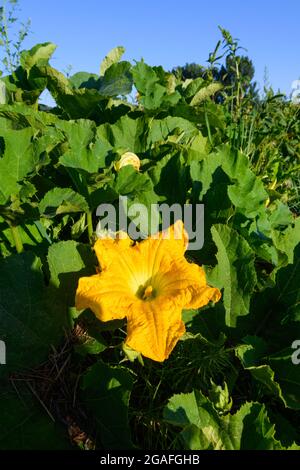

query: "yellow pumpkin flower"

left=75, top=221, right=221, bottom=362
left=114, top=151, right=141, bottom=171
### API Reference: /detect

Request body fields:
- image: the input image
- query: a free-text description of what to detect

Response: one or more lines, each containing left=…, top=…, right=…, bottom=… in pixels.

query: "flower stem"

left=86, top=210, right=93, bottom=243
left=10, top=224, right=23, bottom=253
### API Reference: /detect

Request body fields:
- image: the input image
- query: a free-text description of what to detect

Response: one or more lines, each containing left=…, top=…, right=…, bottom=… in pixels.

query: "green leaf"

left=164, top=390, right=281, bottom=450
left=236, top=336, right=300, bottom=411
left=235, top=336, right=286, bottom=405
left=58, top=120, right=111, bottom=172
left=100, top=46, right=125, bottom=76
left=0, top=382, right=71, bottom=450
left=268, top=409, right=300, bottom=447
left=190, top=82, right=222, bottom=106
left=114, top=165, right=153, bottom=196
left=71, top=213, right=87, bottom=239
left=267, top=348, right=300, bottom=410
left=182, top=77, right=205, bottom=99
left=217, top=145, right=268, bottom=218
left=57, top=117, right=94, bottom=145
left=0, top=251, right=68, bottom=378
left=269, top=201, right=293, bottom=228
left=97, top=115, right=146, bottom=153
left=98, top=165, right=159, bottom=237
left=0, top=103, right=58, bottom=129
left=190, top=152, right=221, bottom=199
left=148, top=152, right=190, bottom=205
left=39, top=188, right=89, bottom=218
left=1, top=221, right=45, bottom=249
left=47, top=240, right=96, bottom=308
left=174, top=101, right=225, bottom=130
left=74, top=336, right=107, bottom=356
left=147, top=116, right=197, bottom=147
left=272, top=217, right=300, bottom=265
left=132, top=61, right=180, bottom=110
left=251, top=243, right=300, bottom=330
left=61, top=90, right=106, bottom=119
left=69, top=71, right=99, bottom=89
left=0, top=127, right=36, bottom=204
left=39, top=65, right=105, bottom=119
left=241, top=246, right=300, bottom=409
left=132, top=61, right=160, bottom=96
left=81, top=361, right=134, bottom=449
left=20, top=42, right=57, bottom=71
left=185, top=133, right=208, bottom=161
left=208, top=381, right=232, bottom=414
left=208, top=224, right=257, bottom=327
left=98, top=61, right=133, bottom=96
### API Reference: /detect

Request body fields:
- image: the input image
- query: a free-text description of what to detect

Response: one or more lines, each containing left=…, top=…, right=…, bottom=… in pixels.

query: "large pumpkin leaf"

left=114, top=165, right=153, bottom=196
left=81, top=361, right=134, bottom=449
left=132, top=61, right=180, bottom=110
left=207, top=224, right=257, bottom=327
left=98, top=61, right=133, bottom=96
left=47, top=240, right=96, bottom=308
left=20, top=42, right=57, bottom=71
left=97, top=115, right=147, bottom=153
left=0, top=127, right=36, bottom=204
left=163, top=390, right=291, bottom=450
left=58, top=119, right=111, bottom=172
left=236, top=245, right=300, bottom=409
left=216, top=145, right=268, bottom=218
left=100, top=46, right=125, bottom=76
left=39, top=188, right=89, bottom=218
left=0, top=251, right=68, bottom=378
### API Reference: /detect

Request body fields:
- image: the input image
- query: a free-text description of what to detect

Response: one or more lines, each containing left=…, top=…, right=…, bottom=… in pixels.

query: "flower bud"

left=115, top=152, right=141, bottom=171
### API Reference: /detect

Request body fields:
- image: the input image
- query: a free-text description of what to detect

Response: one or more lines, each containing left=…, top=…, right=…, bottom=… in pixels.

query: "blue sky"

left=7, top=0, right=300, bottom=95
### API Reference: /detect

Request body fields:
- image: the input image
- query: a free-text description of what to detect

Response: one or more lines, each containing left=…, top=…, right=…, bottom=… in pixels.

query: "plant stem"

left=86, top=210, right=93, bottom=243
left=10, top=224, right=23, bottom=253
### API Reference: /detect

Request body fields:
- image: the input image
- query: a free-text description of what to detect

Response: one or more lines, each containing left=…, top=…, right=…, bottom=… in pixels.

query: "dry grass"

left=9, top=325, right=95, bottom=449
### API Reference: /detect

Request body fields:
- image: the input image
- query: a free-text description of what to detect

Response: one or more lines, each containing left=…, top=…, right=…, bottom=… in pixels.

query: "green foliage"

left=39, top=188, right=89, bottom=218
left=0, top=38, right=299, bottom=451
left=208, top=224, right=257, bottom=327
left=20, top=42, right=57, bottom=71
left=0, top=382, right=71, bottom=450
left=81, top=361, right=134, bottom=449
left=100, top=46, right=125, bottom=76
left=0, top=251, right=68, bottom=378
left=0, top=127, right=35, bottom=204
left=164, top=390, right=299, bottom=450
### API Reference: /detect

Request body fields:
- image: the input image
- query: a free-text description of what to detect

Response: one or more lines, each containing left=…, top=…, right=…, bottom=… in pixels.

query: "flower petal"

left=125, top=299, right=185, bottom=362
left=185, top=284, right=221, bottom=309
left=158, top=258, right=221, bottom=309
left=94, top=232, right=133, bottom=271
left=75, top=273, right=135, bottom=321
left=129, top=220, right=189, bottom=285
left=151, top=219, right=188, bottom=255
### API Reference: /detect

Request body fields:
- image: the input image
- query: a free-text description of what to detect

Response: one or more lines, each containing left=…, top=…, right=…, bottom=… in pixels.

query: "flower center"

left=136, top=283, right=156, bottom=301
left=143, top=285, right=153, bottom=300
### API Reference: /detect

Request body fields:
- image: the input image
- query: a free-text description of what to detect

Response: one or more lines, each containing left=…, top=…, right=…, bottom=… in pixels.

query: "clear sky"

left=7, top=0, right=300, bottom=95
